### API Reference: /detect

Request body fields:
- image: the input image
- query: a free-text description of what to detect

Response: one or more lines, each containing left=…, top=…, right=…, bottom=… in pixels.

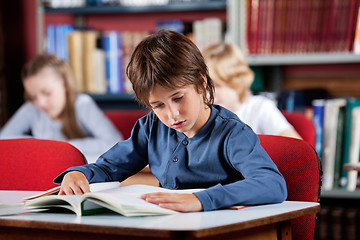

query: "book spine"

left=312, top=99, right=325, bottom=157
left=346, top=107, right=360, bottom=191
left=340, top=98, right=360, bottom=188
left=46, top=25, right=56, bottom=55
left=354, top=6, right=360, bottom=54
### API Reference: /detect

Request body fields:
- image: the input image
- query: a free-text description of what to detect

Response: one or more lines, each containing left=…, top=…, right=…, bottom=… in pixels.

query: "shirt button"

left=182, top=140, right=188, bottom=145
left=173, top=157, right=178, bottom=162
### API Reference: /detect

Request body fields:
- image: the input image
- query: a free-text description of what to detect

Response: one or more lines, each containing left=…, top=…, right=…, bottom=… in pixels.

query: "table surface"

left=0, top=191, right=320, bottom=234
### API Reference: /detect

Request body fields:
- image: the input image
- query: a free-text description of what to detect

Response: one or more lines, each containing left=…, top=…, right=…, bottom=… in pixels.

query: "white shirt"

left=0, top=94, right=123, bottom=163
left=235, top=95, right=292, bottom=135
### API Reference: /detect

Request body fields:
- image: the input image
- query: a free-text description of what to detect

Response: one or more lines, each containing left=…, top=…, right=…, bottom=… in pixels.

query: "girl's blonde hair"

left=21, top=53, right=85, bottom=139
left=202, top=43, right=254, bottom=102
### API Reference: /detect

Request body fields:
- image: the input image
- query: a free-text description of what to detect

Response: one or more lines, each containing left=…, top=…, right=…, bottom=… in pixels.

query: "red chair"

left=259, top=135, right=322, bottom=240
left=104, top=110, right=148, bottom=139
left=282, top=110, right=316, bottom=147
left=0, top=138, right=86, bottom=191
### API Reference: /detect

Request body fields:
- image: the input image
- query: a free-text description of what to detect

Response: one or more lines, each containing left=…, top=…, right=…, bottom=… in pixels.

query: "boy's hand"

left=58, top=171, right=90, bottom=195
left=140, top=192, right=203, bottom=212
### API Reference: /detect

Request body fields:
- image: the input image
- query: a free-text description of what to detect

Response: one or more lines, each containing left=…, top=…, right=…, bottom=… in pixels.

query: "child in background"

left=55, top=30, right=287, bottom=212
left=203, top=43, right=302, bottom=139
left=0, top=53, right=122, bottom=163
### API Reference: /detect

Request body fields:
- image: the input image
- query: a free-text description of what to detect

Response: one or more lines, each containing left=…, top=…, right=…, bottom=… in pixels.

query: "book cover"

left=346, top=106, right=360, bottom=191
left=333, top=103, right=346, bottom=188
left=340, top=98, right=360, bottom=188
left=82, top=30, right=99, bottom=93
left=68, top=31, right=84, bottom=92
left=102, top=31, right=123, bottom=94
left=312, top=99, right=325, bottom=157
left=93, top=48, right=107, bottom=94
left=322, top=98, right=346, bottom=190
left=46, top=24, right=56, bottom=55
left=354, top=6, right=360, bottom=54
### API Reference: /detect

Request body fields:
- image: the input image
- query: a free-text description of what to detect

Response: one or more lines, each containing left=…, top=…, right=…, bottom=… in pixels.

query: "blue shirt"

left=55, top=105, right=287, bottom=211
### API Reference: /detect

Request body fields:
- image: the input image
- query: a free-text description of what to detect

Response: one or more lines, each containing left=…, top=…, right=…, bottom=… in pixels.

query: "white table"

left=0, top=191, right=320, bottom=240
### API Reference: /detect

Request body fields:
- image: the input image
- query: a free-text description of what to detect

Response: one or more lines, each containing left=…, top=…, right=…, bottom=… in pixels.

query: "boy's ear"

left=201, top=73, right=207, bottom=87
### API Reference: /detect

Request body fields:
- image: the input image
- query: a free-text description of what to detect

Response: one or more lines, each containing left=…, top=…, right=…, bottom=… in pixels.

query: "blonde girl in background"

left=203, top=43, right=301, bottom=139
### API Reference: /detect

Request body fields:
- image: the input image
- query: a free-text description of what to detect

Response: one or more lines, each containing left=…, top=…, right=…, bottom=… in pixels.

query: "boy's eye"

left=152, top=103, right=164, bottom=109
left=174, top=96, right=183, bottom=102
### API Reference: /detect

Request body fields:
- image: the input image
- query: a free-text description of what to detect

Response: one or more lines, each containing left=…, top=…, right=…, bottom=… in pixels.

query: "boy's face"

left=149, top=84, right=211, bottom=138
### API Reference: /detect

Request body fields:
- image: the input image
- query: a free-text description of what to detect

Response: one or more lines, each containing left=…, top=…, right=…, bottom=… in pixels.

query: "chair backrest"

left=258, top=135, right=322, bottom=240
left=0, top=138, right=86, bottom=191
left=104, top=110, right=148, bottom=139
left=282, top=110, right=316, bottom=147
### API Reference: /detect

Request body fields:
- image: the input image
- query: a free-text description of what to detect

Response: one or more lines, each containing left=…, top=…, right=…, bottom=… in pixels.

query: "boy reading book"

left=54, top=30, right=287, bottom=213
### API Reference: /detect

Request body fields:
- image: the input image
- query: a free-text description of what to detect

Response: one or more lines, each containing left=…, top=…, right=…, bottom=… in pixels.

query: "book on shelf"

left=121, top=31, right=150, bottom=93
left=82, top=30, right=100, bottom=93
left=340, top=98, right=360, bottom=188
left=46, top=24, right=74, bottom=62
left=354, top=5, right=360, bottom=54
left=102, top=31, right=124, bottom=94
left=193, top=17, right=223, bottom=52
left=346, top=106, right=360, bottom=191
left=24, top=182, right=205, bottom=217
left=155, top=19, right=192, bottom=35
left=312, top=99, right=325, bottom=157
left=321, top=98, right=346, bottom=190
left=333, top=103, right=346, bottom=189
left=68, top=31, right=84, bottom=92
left=92, top=47, right=107, bottom=94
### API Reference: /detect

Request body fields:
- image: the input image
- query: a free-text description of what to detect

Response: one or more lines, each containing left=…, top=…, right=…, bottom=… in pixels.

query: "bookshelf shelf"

left=89, top=93, right=143, bottom=110
left=246, top=53, right=360, bottom=66
left=321, top=189, right=360, bottom=200
left=44, top=1, right=227, bottom=14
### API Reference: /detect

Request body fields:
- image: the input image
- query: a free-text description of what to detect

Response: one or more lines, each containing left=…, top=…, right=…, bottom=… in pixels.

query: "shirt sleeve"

left=0, top=102, right=36, bottom=139
left=54, top=113, right=150, bottom=184
left=194, top=125, right=287, bottom=211
left=67, top=95, right=123, bottom=163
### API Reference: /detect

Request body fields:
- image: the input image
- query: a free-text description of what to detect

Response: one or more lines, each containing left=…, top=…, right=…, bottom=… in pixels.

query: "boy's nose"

left=167, top=105, right=179, bottom=120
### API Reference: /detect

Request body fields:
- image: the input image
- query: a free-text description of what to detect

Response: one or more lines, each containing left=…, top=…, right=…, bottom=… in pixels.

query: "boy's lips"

left=172, top=120, right=186, bottom=129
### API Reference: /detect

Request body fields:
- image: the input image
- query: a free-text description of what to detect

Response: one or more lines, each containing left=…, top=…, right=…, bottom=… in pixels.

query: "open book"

left=24, top=182, right=203, bottom=217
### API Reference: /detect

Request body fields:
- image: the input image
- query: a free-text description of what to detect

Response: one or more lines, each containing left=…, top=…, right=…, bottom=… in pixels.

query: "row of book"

left=46, top=18, right=224, bottom=94
left=311, top=97, right=360, bottom=192
left=245, top=0, right=360, bottom=54
left=47, top=24, right=149, bottom=94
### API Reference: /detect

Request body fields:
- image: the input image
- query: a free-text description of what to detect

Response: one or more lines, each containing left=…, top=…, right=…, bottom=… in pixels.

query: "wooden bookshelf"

left=36, top=0, right=227, bottom=107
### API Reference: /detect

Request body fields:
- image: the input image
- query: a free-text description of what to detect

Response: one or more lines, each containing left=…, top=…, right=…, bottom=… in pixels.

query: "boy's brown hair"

left=126, top=30, right=214, bottom=109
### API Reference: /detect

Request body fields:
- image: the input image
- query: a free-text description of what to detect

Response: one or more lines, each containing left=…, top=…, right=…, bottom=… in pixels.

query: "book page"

left=23, top=181, right=121, bottom=201
left=83, top=184, right=204, bottom=216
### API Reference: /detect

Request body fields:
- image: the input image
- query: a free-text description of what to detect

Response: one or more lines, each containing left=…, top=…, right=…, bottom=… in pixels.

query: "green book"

left=339, top=98, right=360, bottom=188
